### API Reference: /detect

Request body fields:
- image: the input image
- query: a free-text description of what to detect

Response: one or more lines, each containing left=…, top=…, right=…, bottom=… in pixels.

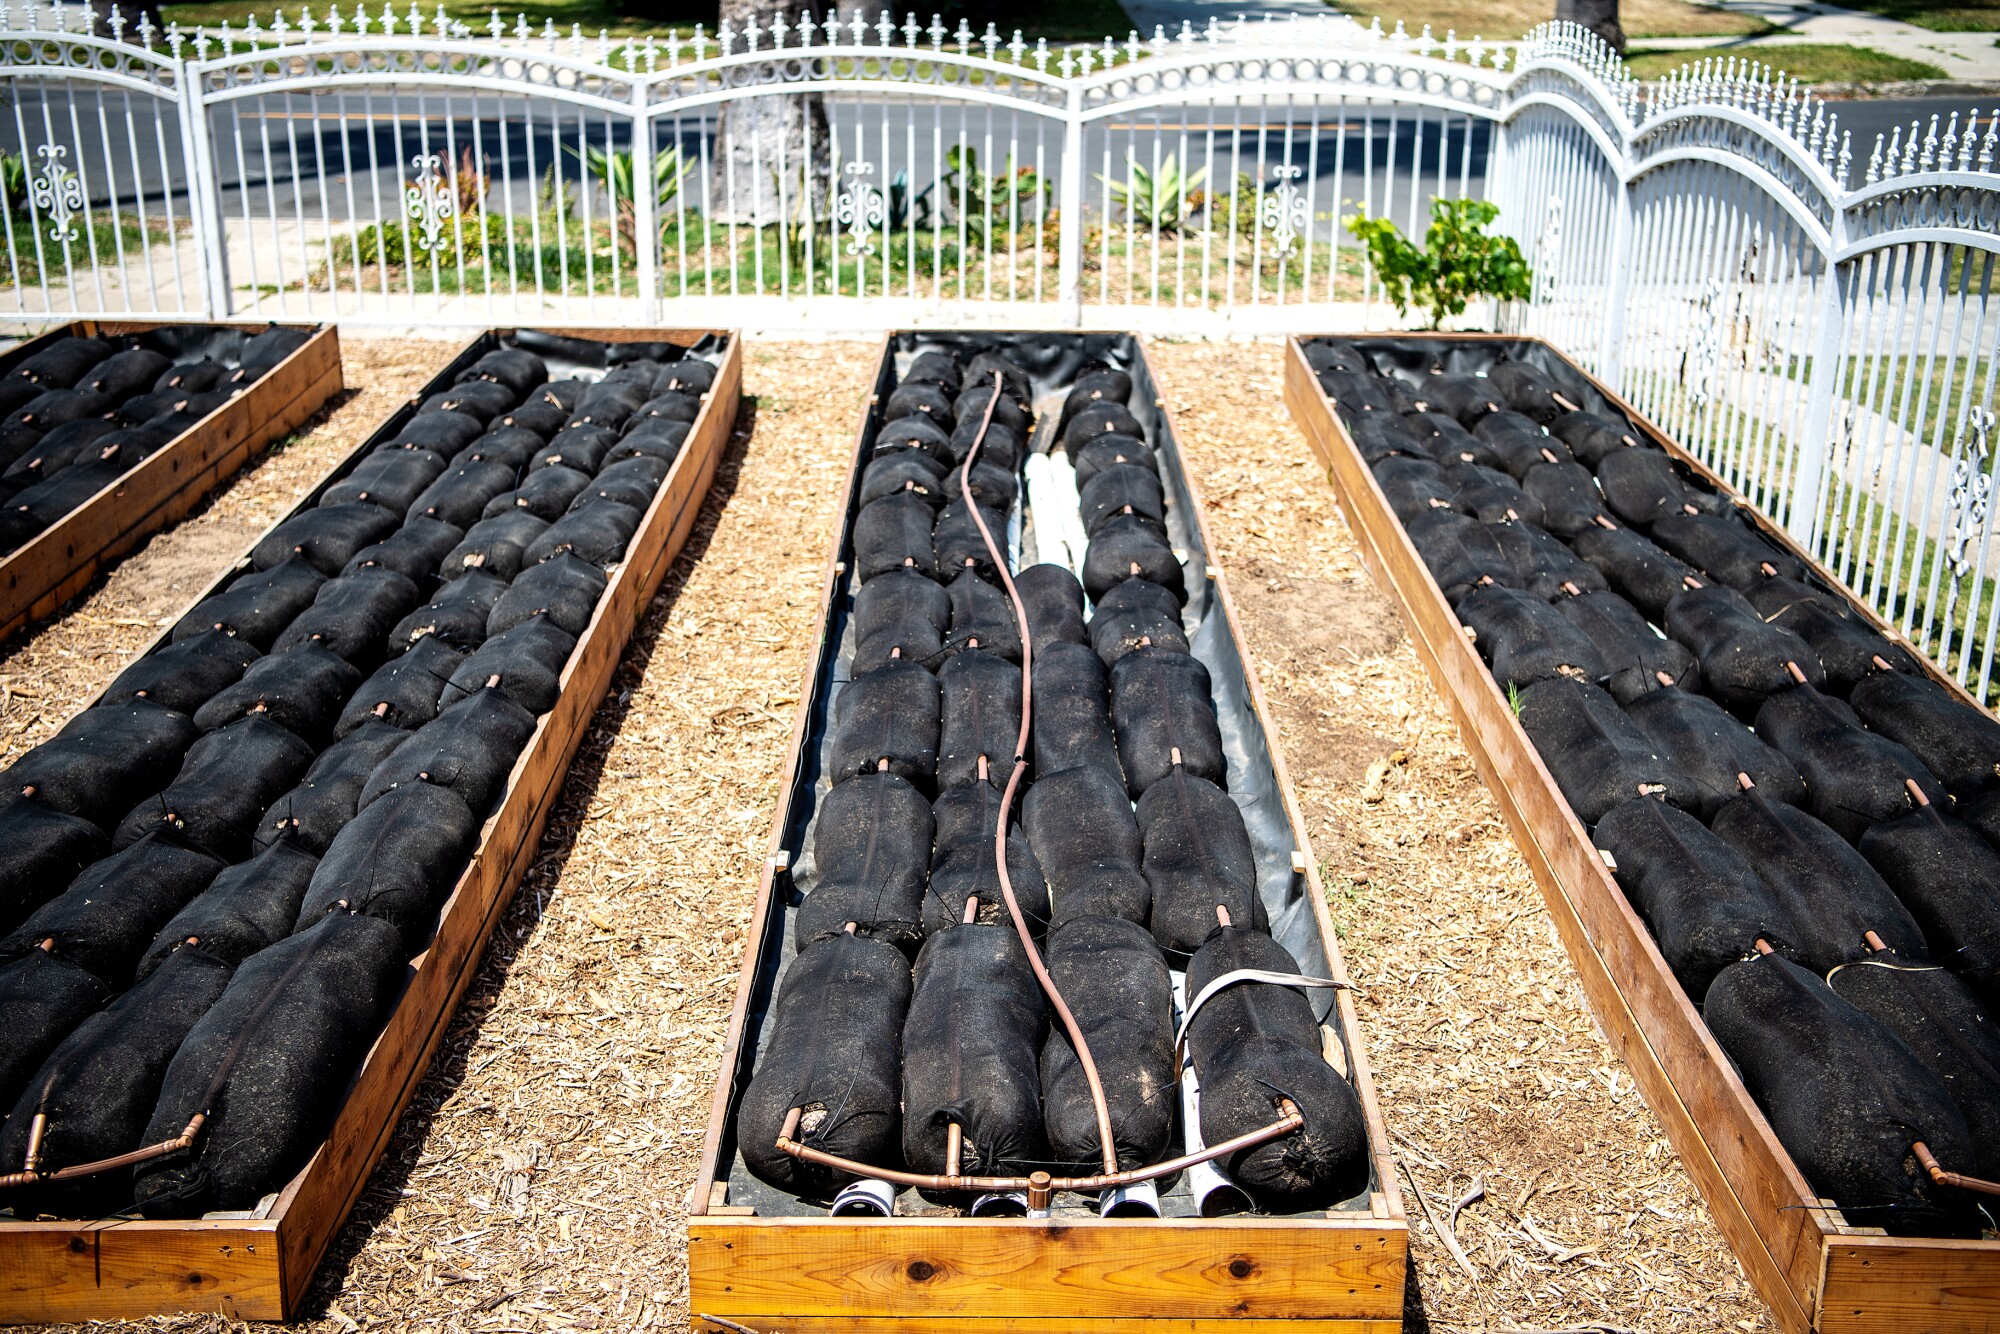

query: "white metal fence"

left=0, top=3, right=1996, bottom=697
left=0, top=2, right=1513, bottom=330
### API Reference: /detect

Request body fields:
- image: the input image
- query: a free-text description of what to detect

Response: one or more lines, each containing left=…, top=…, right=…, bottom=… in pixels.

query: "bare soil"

left=6, top=336, right=1772, bottom=1334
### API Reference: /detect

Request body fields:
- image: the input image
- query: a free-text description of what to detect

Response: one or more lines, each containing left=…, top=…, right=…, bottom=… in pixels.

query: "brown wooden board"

left=0, top=327, right=742, bottom=1325
left=1284, top=333, right=2000, bottom=1334
left=688, top=332, right=1407, bottom=1334
left=0, top=321, right=344, bottom=643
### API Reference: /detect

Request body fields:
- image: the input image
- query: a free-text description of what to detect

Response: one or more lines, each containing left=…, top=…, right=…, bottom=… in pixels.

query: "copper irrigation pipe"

left=958, top=369, right=1119, bottom=1178
left=777, top=1099, right=1305, bottom=1198
left=3, top=914, right=336, bottom=1193
left=1913, top=1141, right=2000, bottom=1198
left=0, top=1113, right=205, bottom=1191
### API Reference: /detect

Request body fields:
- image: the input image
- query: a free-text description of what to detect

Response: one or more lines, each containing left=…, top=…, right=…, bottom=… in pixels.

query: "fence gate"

left=0, top=19, right=204, bottom=319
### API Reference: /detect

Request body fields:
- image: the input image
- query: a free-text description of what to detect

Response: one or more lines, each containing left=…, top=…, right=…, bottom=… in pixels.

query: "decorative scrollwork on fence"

left=1680, top=276, right=1723, bottom=409
left=1846, top=179, right=2000, bottom=251
left=29, top=142, right=82, bottom=242
left=834, top=161, right=885, bottom=255
left=1946, top=407, right=1997, bottom=579
left=1258, top=166, right=1308, bottom=259
left=404, top=153, right=454, bottom=254
left=1630, top=111, right=1838, bottom=231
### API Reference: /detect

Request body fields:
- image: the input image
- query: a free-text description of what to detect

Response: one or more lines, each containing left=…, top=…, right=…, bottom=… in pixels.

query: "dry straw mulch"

left=10, top=337, right=1770, bottom=1334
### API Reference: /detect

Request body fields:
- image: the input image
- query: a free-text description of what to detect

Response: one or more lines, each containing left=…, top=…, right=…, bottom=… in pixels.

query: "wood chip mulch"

left=10, top=336, right=1772, bottom=1334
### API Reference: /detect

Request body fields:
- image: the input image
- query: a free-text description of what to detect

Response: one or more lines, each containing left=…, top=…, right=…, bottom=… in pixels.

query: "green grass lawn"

left=1321, top=0, right=1771, bottom=40
left=1625, top=41, right=1947, bottom=81
left=1825, top=0, right=2000, bottom=30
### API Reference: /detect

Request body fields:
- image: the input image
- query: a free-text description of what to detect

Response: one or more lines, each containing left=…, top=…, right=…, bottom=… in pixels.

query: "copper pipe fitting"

left=1914, top=1140, right=2000, bottom=1198
left=946, top=1123, right=964, bottom=1179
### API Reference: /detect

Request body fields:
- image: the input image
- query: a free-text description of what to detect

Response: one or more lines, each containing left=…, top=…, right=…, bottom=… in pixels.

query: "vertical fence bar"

left=632, top=79, right=658, bottom=325
left=1057, top=84, right=1082, bottom=325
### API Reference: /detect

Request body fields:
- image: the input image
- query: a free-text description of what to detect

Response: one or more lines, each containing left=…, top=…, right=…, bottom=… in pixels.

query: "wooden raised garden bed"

left=0, top=326, right=740, bottom=1323
left=1284, top=331, right=2000, bottom=1334
left=0, top=320, right=343, bottom=642
left=689, top=332, right=1407, bottom=1334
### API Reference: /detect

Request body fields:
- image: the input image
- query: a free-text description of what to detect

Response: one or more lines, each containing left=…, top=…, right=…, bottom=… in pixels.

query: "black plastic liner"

left=724, top=334, right=1368, bottom=1223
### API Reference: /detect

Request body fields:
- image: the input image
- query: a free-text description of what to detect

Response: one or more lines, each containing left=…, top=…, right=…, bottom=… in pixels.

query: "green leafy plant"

left=0, top=150, right=24, bottom=214
left=1507, top=680, right=1524, bottom=718
left=888, top=168, right=936, bottom=234
left=1099, top=152, right=1207, bottom=232
left=944, top=147, right=1048, bottom=239
left=573, top=143, right=691, bottom=256
left=1344, top=198, right=1532, bottom=329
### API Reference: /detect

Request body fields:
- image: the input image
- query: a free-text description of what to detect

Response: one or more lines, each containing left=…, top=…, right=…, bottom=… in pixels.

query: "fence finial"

left=1980, top=112, right=1997, bottom=171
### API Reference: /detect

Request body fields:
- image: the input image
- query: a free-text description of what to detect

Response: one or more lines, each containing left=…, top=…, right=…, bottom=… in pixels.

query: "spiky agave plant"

left=1099, top=153, right=1208, bottom=233
left=574, top=144, right=694, bottom=256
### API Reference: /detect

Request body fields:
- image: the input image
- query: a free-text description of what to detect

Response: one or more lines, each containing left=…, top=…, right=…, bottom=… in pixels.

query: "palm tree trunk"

left=709, top=0, right=835, bottom=225
left=1555, top=0, right=1625, bottom=53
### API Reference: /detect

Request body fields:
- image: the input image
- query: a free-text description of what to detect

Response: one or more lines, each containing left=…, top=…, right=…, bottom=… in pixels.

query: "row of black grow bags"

left=721, top=332, right=1374, bottom=1220
left=1306, top=335, right=2000, bottom=1239
left=0, top=330, right=727, bottom=1222
left=0, top=324, right=315, bottom=555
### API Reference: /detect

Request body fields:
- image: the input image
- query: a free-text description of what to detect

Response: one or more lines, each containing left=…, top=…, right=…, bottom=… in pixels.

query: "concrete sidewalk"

left=1111, top=0, right=2000, bottom=81
left=1635, top=0, right=2000, bottom=80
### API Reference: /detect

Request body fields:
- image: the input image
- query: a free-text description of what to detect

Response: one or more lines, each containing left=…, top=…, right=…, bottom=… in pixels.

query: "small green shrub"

left=1344, top=198, right=1532, bottom=329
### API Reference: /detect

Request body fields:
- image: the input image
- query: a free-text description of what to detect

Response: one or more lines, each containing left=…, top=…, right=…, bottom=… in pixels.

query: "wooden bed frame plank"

left=689, top=333, right=1406, bottom=1333
left=691, top=1320, right=1401, bottom=1333
left=0, top=321, right=343, bottom=643
left=1283, top=334, right=2000, bottom=1334
left=0, top=329, right=740, bottom=1325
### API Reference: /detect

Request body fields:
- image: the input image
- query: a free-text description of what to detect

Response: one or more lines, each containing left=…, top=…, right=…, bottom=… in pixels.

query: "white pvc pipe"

left=828, top=1176, right=897, bottom=1217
